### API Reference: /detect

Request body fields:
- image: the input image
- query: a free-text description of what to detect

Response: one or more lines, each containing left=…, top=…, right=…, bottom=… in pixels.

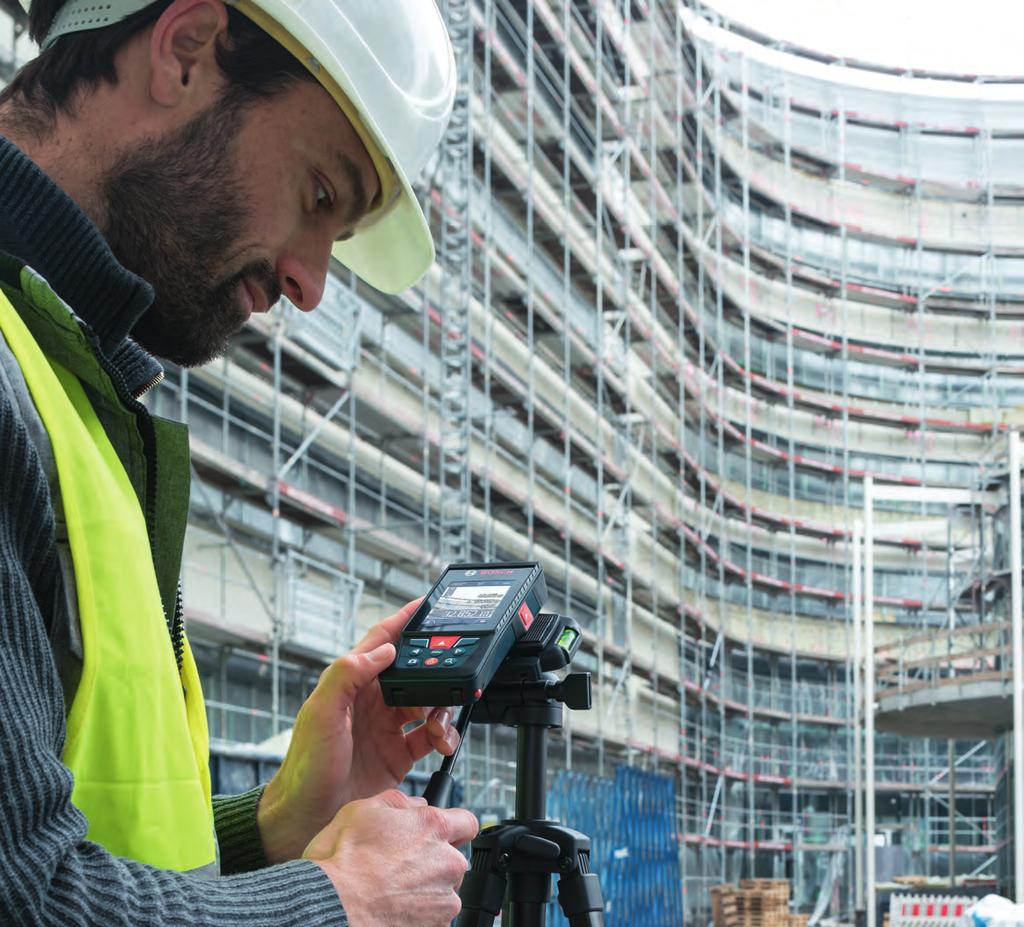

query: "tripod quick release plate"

left=379, top=562, right=547, bottom=707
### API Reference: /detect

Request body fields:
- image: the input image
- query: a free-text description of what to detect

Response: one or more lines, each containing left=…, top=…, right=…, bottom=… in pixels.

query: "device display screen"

left=419, top=582, right=512, bottom=630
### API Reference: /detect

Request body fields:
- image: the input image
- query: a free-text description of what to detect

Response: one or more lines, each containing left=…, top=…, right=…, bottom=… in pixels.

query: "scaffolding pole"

left=864, top=476, right=876, bottom=927
left=1010, top=430, right=1024, bottom=901
left=949, top=738, right=956, bottom=887
left=437, top=0, right=473, bottom=564
left=853, top=521, right=865, bottom=913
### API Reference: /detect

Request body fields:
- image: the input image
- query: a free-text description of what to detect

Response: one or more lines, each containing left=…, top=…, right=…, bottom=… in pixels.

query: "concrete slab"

left=876, top=676, right=1014, bottom=738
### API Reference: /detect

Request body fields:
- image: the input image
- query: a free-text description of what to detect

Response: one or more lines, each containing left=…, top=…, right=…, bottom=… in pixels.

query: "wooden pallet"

left=713, top=881, right=795, bottom=927
left=739, top=880, right=791, bottom=901
left=711, top=885, right=736, bottom=927
left=723, top=915, right=789, bottom=927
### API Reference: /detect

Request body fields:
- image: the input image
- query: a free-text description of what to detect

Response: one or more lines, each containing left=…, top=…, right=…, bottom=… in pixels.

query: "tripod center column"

left=516, top=725, right=549, bottom=821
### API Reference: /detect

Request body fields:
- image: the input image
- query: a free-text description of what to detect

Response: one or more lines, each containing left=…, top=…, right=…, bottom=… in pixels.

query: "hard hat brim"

left=332, top=177, right=435, bottom=295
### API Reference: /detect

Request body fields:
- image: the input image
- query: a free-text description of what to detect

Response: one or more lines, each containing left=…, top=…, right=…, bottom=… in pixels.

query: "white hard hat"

left=24, top=0, right=456, bottom=294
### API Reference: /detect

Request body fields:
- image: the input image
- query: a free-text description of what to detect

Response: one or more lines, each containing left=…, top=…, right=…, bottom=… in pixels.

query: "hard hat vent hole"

left=51, top=2, right=118, bottom=35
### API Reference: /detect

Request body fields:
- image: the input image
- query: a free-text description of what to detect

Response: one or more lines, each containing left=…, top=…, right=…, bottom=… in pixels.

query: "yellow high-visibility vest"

left=0, top=289, right=216, bottom=872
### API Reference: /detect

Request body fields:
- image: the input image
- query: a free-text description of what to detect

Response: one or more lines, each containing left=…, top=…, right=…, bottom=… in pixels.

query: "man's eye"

left=315, top=181, right=333, bottom=211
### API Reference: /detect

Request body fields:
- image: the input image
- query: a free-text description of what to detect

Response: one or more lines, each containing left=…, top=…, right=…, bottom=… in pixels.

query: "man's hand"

left=258, top=599, right=461, bottom=863
left=305, top=790, right=478, bottom=927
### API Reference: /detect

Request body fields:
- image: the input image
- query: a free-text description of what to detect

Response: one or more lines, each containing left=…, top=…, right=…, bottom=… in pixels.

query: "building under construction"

left=3, top=0, right=1023, bottom=922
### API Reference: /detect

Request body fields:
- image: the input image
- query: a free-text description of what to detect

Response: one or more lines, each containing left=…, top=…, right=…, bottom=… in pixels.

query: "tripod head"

left=421, top=613, right=590, bottom=809
left=469, top=613, right=591, bottom=730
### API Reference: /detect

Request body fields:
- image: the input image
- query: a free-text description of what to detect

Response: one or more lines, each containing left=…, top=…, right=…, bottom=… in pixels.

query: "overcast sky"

left=700, top=0, right=1024, bottom=77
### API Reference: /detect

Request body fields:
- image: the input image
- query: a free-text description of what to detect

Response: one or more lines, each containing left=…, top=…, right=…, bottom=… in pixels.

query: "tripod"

left=423, top=678, right=602, bottom=926
left=421, top=614, right=605, bottom=926
left=458, top=671, right=606, bottom=925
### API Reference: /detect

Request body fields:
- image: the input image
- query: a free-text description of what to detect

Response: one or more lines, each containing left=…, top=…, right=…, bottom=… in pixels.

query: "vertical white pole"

left=864, top=477, right=876, bottom=927
left=1009, top=431, right=1024, bottom=901
left=948, top=739, right=956, bottom=888
left=853, top=522, right=864, bottom=912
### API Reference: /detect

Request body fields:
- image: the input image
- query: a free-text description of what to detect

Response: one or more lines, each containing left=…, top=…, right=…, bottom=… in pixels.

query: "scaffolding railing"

left=876, top=623, right=1014, bottom=702
left=279, top=551, right=363, bottom=659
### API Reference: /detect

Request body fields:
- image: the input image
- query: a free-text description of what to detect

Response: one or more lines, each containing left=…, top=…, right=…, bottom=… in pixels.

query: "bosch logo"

left=481, top=569, right=514, bottom=575
left=465, top=570, right=478, bottom=576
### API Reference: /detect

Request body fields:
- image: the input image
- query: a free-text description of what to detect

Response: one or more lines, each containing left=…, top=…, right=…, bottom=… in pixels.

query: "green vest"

left=0, top=282, right=216, bottom=872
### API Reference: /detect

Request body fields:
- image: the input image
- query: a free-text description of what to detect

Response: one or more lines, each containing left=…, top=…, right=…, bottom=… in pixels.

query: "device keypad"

left=399, top=635, right=480, bottom=669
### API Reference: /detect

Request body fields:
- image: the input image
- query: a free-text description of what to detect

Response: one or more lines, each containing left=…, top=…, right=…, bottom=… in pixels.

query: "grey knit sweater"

left=0, top=137, right=346, bottom=925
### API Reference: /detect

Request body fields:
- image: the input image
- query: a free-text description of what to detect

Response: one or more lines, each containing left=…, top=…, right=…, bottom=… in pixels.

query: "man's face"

left=103, top=79, right=379, bottom=367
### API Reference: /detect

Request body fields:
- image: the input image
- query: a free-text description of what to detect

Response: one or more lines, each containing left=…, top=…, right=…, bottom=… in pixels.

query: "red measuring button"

left=424, top=657, right=439, bottom=666
left=429, top=636, right=460, bottom=650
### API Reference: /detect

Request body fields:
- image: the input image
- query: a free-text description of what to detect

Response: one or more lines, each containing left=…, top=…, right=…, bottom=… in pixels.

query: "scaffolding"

left=3, top=0, right=1024, bottom=920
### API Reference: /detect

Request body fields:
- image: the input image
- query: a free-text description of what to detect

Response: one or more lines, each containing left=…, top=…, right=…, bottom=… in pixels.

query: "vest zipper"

left=171, top=583, right=186, bottom=672
left=136, top=368, right=165, bottom=398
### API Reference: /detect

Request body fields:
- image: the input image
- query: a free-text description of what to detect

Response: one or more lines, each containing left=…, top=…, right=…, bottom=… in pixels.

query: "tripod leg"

left=456, top=844, right=508, bottom=927
left=506, top=871, right=551, bottom=927
left=556, top=850, right=605, bottom=927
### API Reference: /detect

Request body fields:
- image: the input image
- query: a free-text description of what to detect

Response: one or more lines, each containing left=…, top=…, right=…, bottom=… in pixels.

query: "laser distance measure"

left=379, top=562, right=546, bottom=707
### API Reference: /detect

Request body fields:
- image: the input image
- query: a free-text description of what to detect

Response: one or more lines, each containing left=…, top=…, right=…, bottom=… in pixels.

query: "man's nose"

left=277, top=242, right=330, bottom=312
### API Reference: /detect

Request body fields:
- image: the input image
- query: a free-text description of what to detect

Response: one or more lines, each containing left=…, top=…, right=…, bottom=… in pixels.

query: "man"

left=0, top=1, right=477, bottom=925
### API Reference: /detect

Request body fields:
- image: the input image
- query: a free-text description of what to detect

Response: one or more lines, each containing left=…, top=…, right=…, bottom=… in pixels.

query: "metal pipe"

left=1009, top=430, right=1024, bottom=900
left=864, top=476, right=876, bottom=927
left=270, top=323, right=283, bottom=735
left=853, top=521, right=864, bottom=912
left=515, top=725, right=547, bottom=824
left=948, top=739, right=956, bottom=888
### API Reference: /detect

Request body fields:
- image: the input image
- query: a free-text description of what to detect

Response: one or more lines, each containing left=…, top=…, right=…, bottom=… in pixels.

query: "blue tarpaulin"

left=547, top=766, right=684, bottom=927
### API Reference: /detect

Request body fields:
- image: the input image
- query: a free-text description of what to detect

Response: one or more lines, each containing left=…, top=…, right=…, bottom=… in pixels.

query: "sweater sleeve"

left=0, top=392, right=347, bottom=926
left=213, top=787, right=270, bottom=874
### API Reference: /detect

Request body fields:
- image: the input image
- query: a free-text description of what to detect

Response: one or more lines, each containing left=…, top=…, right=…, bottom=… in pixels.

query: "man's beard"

left=101, top=97, right=280, bottom=367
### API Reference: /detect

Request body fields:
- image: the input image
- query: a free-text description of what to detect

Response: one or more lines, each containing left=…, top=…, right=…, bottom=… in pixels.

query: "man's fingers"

left=352, top=598, right=424, bottom=654
left=403, top=721, right=459, bottom=762
left=371, top=788, right=417, bottom=810
left=316, top=642, right=395, bottom=704
left=398, top=705, right=431, bottom=726
left=398, top=704, right=452, bottom=733
left=440, top=808, right=479, bottom=847
left=401, top=724, right=435, bottom=763
left=427, top=706, right=454, bottom=736
left=404, top=706, right=458, bottom=759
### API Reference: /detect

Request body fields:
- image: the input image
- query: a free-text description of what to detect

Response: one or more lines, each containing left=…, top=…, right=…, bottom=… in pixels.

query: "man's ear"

left=148, top=0, right=230, bottom=108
